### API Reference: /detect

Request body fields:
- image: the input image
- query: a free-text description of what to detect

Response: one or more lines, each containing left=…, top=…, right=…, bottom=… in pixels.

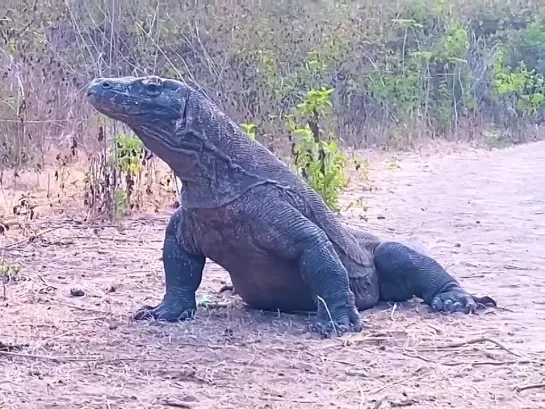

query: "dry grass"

left=1, top=140, right=545, bottom=408
left=2, top=0, right=543, bottom=170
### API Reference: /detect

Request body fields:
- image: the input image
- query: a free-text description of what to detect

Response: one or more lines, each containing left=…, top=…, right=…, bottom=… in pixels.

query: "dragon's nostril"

left=101, top=81, right=112, bottom=89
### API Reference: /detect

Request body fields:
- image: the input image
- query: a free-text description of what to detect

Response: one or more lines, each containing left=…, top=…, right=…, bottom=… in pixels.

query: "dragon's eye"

left=146, top=83, right=161, bottom=97
left=141, top=77, right=163, bottom=97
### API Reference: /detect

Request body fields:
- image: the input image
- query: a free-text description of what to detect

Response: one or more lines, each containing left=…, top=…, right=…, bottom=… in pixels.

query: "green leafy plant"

left=240, top=122, right=258, bottom=140
left=83, top=125, right=147, bottom=221
left=112, top=133, right=145, bottom=176
left=288, top=87, right=347, bottom=211
left=492, top=49, right=545, bottom=116
left=109, top=132, right=145, bottom=215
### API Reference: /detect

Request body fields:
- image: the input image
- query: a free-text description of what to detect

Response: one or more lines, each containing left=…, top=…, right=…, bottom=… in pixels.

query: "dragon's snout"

left=87, top=76, right=139, bottom=98
left=87, top=78, right=108, bottom=97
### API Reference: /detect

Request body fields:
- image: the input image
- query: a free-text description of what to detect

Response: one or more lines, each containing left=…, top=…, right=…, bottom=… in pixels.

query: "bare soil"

left=1, top=141, right=544, bottom=409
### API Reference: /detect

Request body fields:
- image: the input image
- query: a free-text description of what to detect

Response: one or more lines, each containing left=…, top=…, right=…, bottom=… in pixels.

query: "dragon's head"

left=86, top=75, right=261, bottom=193
left=87, top=75, right=188, bottom=125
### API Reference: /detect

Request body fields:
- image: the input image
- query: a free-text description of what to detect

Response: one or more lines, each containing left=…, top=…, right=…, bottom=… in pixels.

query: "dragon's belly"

left=195, top=223, right=316, bottom=311
left=186, top=203, right=321, bottom=311
left=208, top=245, right=316, bottom=312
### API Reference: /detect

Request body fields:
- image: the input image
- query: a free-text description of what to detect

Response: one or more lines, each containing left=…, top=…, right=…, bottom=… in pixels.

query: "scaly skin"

left=86, top=75, right=496, bottom=337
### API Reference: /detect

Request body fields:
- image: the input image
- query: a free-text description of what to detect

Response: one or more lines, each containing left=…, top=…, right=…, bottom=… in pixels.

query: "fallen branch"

left=0, top=227, right=58, bottom=251
left=444, top=359, right=535, bottom=367
left=515, top=382, right=545, bottom=392
left=404, top=350, right=537, bottom=367
left=0, top=222, right=126, bottom=251
left=164, top=400, right=194, bottom=408
left=263, top=395, right=317, bottom=404
left=434, top=337, right=523, bottom=357
left=50, top=300, right=109, bottom=314
left=0, top=350, right=169, bottom=363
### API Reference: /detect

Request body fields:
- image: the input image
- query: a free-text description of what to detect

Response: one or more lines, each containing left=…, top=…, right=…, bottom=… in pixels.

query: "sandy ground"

left=0, top=141, right=544, bottom=409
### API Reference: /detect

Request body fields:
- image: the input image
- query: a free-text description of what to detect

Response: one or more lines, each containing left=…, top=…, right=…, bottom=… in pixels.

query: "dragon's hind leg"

left=373, top=241, right=496, bottom=313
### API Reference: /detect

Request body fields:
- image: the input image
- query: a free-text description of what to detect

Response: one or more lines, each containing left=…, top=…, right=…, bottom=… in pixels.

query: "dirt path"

left=1, top=142, right=544, bottom=408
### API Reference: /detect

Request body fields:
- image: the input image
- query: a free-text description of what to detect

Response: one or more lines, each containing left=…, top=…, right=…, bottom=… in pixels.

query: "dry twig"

left=434, top=337, right=523, bottom=357
left=515, top=382, right=545, bottom=392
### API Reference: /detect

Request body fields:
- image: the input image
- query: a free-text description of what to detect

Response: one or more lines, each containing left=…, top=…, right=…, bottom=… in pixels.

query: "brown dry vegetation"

left=2, top=0, right=545, bottom=408
left=2, top=0, right=545, bottom=169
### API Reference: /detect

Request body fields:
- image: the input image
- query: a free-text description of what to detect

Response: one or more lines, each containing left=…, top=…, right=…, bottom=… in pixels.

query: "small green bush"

left=288, top=88, right=347, bottom=211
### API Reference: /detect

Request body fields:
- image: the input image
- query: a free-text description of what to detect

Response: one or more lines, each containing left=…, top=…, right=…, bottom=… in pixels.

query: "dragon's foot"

left=431, top=288, right=480, bottom=314
left=133, top=299, right=196, bottom=322
left=311, top=302, right=363, bottom=338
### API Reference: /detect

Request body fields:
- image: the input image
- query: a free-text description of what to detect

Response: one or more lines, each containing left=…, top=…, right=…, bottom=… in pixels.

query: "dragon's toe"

left=431, top=290, right=477, bottom=314
left=311, top=303, right=363, bottom=338
left=310, top=319, right=361, bottom=338
left=133, top=300, right=196, bottom=322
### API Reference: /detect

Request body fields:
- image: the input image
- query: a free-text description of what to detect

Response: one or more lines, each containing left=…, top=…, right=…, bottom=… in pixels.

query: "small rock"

left=70, top=286, right=85, bottom=297
left=105, top=284, right=117, bottom=293
left=181, top=395, right=198, bottom=402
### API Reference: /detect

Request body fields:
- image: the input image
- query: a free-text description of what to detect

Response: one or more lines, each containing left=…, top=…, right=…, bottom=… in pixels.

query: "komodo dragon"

left=86, top=75, right=496, bottom=336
